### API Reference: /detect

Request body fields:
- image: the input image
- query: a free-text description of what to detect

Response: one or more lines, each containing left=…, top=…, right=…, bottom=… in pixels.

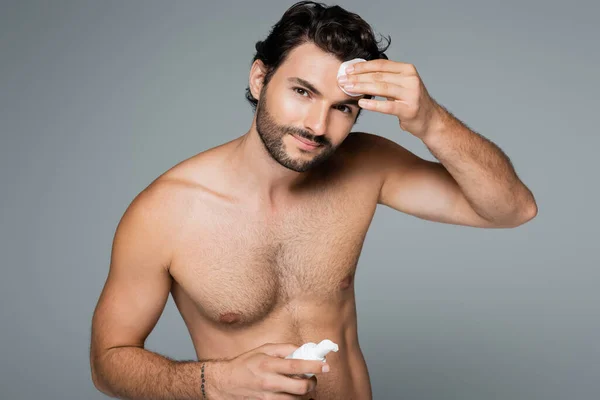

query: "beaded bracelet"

left=201, top=362, right=207, bottom=399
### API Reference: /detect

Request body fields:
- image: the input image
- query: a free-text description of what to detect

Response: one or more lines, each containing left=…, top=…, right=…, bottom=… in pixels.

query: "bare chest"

left=170, top=190, right=376, bottom=328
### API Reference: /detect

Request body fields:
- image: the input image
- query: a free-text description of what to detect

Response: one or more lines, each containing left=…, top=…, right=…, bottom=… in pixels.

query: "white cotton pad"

left=337, top=58, right=366, bottom=97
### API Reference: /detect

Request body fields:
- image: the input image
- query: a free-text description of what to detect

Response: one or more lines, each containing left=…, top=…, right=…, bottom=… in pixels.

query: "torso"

left=162, top=133, right=382, bottom=399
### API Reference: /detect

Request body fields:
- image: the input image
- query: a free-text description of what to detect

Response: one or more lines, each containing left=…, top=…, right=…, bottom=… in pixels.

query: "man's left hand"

left=339, top=59, right=443, bottom=139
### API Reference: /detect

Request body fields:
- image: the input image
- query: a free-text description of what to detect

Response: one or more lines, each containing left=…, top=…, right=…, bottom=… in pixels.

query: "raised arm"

left=340, top=58, right=537, bottom=228
left=356, top=132, right=536, bottom=228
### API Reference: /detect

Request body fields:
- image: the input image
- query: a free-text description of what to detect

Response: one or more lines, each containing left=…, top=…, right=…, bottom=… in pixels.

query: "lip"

left=291, top=134, right=321, bottom=150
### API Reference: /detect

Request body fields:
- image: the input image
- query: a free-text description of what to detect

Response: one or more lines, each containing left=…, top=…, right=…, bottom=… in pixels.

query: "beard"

left=255, top=88, right=337, bottom=173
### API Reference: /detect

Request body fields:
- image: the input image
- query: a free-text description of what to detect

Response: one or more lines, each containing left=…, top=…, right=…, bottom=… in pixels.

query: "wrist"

left=200, top=360, right=229, bottom=399
left=420, top=104, right=448, bottom=145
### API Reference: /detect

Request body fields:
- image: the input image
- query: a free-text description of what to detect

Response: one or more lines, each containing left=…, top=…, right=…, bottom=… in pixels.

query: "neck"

left=226, top=122, right=313, bottom=207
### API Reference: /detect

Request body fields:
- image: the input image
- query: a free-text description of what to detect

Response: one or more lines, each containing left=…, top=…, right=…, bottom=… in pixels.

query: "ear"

left=249, top=59, right=268, bottom=100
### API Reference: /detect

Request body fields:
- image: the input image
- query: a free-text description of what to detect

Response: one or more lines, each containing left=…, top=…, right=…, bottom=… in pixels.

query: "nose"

left=303, top=102, right=329, bottom=137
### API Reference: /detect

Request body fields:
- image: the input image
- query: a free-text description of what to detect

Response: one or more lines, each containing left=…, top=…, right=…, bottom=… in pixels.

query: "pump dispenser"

left=285, top=339, right=339, bottom=378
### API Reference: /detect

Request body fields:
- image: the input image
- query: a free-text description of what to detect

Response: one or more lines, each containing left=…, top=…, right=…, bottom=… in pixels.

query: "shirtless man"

left=90, top=2, right=537, bottom=399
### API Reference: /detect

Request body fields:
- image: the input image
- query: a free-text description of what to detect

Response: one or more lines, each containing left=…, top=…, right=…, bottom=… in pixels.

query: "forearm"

left=422, top=104, right=537, bottom=224
left=93, top=346, right=225, bottom=400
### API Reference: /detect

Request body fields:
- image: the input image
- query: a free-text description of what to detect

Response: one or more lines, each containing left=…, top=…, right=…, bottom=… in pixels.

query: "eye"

left=293, top=87, right=309, bottom=97
left=336, top=105, right=352, bottom=114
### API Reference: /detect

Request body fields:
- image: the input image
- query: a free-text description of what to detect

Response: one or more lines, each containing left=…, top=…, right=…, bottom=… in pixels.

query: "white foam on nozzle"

left=337, top=58, right=366, bottom=97
left=285, top=339, right=339, bottom=378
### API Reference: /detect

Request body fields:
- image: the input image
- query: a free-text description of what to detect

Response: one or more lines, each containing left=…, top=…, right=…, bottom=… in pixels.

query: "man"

left=90, top=1, right=537, bottom=399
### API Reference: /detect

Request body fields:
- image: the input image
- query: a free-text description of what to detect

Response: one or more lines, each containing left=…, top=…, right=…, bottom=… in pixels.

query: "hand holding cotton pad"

left=337, top=58, right=366, bottom=97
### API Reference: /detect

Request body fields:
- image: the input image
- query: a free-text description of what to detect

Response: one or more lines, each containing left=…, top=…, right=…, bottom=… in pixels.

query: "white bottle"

left=285, top=339, right=339, bottom=378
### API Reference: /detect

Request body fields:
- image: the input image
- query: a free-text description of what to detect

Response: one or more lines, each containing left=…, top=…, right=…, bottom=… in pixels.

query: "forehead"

left=276, top=42, right=342, bottom=84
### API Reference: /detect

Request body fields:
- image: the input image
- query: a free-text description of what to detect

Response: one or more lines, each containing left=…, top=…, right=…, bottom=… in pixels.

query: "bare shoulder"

left=115, top=147, right=226, bottom=249
left=114, top=177, right=193, bottom=256
left=338, top=131, right=422, bottom=175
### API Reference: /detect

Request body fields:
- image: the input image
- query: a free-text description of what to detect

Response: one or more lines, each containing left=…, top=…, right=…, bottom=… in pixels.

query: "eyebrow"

left=288, top=77, right=360, bottom=108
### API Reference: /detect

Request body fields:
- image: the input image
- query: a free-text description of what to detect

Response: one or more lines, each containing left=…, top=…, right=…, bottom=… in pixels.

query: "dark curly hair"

left=245, top=1, right=391, bottom=117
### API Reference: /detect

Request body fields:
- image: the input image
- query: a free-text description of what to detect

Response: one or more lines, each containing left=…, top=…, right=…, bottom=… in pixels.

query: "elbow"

left=503, top=185, right=538, bottom=228
left=525, top=200, right=538, bottom=221
left=506, top=199, right=538, bottom=228
left=518, top=193, right=538, bottom=225
left=486, top=198, right=537, bottom=229
left=91, top=366, right=110, bottom=397
left=91, top=368, right=116, bottom=398
left=90, top=352, right=116, bottom=398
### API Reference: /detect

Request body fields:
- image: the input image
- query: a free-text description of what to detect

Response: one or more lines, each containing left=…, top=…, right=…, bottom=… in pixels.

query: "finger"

left=268, top=394, right=302, bottom=400
left=260, top=343, right=301, bottom=358
left=263, top=373, right=317, bottom=396
left=342, top=81, right=409, bottom=100
left=272, top=358, right=329, bottom=376
left=347, top=59, right=415, bottom=75
left=358, top=98, right=410, bottom=116
left=340, top=71, right=408, bottom=88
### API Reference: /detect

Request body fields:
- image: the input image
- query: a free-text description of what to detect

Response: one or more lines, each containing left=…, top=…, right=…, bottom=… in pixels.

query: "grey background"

left=1, top=0, right=598, bottom=399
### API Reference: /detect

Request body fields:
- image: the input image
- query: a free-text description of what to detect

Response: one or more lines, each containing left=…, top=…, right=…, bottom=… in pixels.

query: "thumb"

left=259, top=343, right=301, bottom=358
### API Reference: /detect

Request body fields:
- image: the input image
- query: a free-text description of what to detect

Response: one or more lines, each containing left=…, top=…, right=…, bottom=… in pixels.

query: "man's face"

left=254, top=42, right=362, bottom=173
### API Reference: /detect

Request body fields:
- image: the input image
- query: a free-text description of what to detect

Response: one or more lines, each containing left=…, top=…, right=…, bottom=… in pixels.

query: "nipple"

left=219, top=312, right=241, bottom=324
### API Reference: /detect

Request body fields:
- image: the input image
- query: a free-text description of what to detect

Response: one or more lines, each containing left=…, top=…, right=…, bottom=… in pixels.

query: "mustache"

left=283, top=126, right=329, bottom=146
